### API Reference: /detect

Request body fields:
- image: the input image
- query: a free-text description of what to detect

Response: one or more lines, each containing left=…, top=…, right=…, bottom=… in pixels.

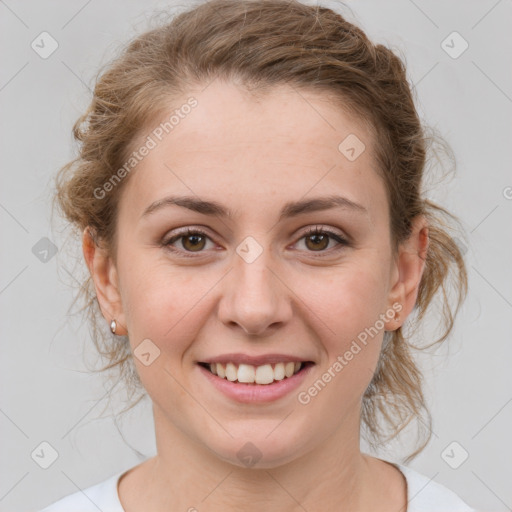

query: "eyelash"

left=162, top=226, right=349, bottom=258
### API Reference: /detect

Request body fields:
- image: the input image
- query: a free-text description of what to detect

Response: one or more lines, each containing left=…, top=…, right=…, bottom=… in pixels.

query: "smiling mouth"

left=198, top=361, right=314, bottom=385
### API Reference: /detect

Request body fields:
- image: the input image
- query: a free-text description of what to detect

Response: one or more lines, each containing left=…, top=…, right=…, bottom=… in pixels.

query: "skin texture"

left=83, top=79, right=428, bottom=511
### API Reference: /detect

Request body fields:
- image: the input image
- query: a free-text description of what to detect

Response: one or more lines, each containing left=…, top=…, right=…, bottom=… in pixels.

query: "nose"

left=217, top=246, right=293, bottom=337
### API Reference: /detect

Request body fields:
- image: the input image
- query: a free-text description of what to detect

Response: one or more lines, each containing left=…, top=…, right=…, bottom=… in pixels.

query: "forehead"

left=167, top=80, right=373, bottom=160
left=120, top=80, right=387, bottom=226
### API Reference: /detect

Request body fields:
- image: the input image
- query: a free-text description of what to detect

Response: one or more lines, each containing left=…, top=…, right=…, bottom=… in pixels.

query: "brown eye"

left=296, top=226, right=349, bottom=254
left=163, top=228, right=213, bottom=256
left=305, top=232, right=330, bottom=251
left=181, top=233, right=206, bottom=251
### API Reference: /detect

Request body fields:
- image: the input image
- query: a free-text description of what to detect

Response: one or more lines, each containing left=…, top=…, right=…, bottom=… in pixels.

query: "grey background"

left=1, top=0, right=511, bottom=510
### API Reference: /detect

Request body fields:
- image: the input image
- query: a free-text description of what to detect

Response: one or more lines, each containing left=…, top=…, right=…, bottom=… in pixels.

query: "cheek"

left=302, top=263, right=389, bottom=403
left=119, top=257, right=215, bottom=354
left=297, top=269, right=387, bottom=417
left=311, top=263, right=388, bottom=338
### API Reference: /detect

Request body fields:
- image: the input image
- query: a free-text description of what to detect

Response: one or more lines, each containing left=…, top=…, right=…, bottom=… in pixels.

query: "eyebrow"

left=140, top=194, right=368, bottom=222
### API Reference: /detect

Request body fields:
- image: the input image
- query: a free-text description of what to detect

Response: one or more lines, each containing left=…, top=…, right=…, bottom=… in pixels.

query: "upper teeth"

left=208, top=362, right=302, bottom=385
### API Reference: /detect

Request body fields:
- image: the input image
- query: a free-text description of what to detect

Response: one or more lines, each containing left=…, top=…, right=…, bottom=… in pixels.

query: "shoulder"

left=38, top=470, right=126, bottom=512
left=394, top=463, right=478, bottom=512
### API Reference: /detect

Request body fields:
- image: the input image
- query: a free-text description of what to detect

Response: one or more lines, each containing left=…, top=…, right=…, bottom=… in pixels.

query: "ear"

left=384, top=215, right=429, bottom=331
left=82, top=227, right=127, bottom=336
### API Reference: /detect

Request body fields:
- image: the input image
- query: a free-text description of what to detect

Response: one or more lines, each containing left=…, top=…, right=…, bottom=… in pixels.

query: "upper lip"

left=199, top=353, right=314, bottom=366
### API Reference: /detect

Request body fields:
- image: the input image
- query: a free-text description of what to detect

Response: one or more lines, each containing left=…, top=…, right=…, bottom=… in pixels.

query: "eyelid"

left=162, top=226, right=214, bottom=246
left=294, top=226, right=350, bottom=251
left=298, top=224, right=348, bottom=240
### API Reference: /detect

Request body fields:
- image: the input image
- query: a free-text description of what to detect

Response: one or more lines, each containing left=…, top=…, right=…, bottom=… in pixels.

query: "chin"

left=200, top=428, right=310, bottom=470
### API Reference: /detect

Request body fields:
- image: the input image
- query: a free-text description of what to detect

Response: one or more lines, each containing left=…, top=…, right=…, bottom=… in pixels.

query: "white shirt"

left=39, top=461, right=478, bottom=511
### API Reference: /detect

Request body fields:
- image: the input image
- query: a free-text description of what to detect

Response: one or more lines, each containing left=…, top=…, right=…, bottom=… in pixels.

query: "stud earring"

left=110, top=319, right=117, bottom=334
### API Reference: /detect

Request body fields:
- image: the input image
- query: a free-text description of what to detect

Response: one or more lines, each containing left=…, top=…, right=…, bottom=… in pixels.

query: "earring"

left=110, top=319, right=117, bottom=334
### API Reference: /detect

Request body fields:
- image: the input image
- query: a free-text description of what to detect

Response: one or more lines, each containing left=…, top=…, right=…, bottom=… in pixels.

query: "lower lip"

left=197, top=363, right=314, bottom=403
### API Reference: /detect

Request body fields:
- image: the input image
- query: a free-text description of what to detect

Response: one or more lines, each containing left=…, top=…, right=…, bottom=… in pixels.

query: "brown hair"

left=52, top=0, right=468, bottom=463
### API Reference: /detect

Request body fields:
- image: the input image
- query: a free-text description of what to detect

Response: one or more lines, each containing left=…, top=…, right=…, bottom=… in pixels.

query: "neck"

left=135, top=404, right=377, bottom=512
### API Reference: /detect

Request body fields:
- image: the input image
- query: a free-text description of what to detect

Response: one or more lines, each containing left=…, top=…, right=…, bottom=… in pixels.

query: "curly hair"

left=52, top=0, right=468, bottom=463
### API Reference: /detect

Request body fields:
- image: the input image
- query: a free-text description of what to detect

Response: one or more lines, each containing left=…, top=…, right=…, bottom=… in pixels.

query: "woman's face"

left=92, top=80, right=422, bottom=468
